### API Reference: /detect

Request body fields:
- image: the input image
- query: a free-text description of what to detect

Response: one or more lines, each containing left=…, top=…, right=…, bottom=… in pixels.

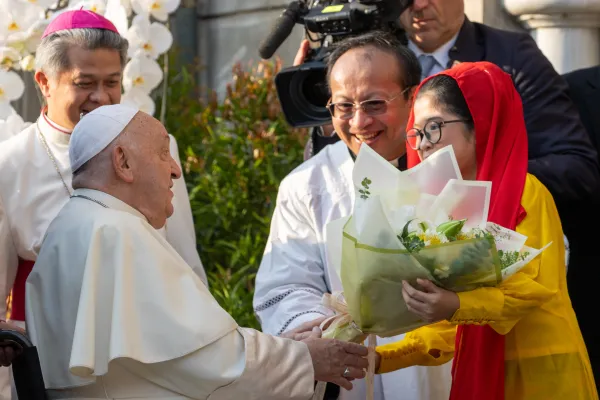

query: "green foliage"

left=157, top=56, right=308, bottom=329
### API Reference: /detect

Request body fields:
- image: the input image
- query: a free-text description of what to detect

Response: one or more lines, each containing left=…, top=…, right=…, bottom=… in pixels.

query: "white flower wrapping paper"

left=325, top=144, right=551, bottom=338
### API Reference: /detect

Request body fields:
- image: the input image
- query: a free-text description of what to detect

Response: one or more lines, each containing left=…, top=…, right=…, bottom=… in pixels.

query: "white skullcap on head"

left=70, top=104, right=139, bottom=173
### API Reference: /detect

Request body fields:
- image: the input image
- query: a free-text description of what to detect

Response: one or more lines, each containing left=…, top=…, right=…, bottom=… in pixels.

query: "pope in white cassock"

left=253, top=31, right=453, bottom=400
left=25, top=104, right=370, bottom=400
left=0, top=11, right=205, bottom=398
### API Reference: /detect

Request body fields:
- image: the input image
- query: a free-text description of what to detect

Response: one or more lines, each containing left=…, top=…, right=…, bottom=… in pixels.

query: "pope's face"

left=131, top=115, right=182, bottom=229
left=36, top=46, right=122, bottom=129
left=328, top=47, right=412, bottom=161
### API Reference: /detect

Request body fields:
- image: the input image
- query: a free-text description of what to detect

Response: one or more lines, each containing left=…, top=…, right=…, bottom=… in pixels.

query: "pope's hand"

left=402, top=279, right=460, bottom=323
left=304, top=337, right=368, bottom=390
left=279, top=316, right=327, bottom=341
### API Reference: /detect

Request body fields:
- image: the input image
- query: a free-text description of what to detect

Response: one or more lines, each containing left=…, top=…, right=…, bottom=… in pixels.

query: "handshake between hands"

left=279, top=279, right=461, bottom=391
left=280, top=316, right=371, bottom=391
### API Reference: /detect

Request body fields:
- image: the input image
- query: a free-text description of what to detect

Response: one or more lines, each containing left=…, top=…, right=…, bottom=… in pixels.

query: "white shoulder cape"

left=26, top=189, right=238, bottom=388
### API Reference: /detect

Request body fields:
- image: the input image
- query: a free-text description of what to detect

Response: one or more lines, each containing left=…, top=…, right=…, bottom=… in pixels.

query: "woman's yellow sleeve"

left=376, top=321, right=456, bottom=374
left=450, top=174, right=562, bottom=335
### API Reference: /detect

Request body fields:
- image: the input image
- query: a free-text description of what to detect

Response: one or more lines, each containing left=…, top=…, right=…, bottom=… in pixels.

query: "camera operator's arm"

left=253, top=176, right=332, bottom=336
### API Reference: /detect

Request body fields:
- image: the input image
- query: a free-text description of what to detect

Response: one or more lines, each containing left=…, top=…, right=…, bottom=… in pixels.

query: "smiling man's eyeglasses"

left=326, top=87, right=411, bottom=120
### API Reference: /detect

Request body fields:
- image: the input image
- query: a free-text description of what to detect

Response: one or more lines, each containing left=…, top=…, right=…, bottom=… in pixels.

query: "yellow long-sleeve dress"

left=376, top=174, right=598, bottom=399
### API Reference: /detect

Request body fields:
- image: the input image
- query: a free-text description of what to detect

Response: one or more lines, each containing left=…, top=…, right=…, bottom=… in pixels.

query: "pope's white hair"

left=35, top=28, right=129, bottom=78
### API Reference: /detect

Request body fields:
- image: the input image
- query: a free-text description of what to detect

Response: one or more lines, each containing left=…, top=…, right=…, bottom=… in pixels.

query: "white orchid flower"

left=0, top=47, right=23, bottom=70
left=23, top=19, right=51, bottom=53
left=125, top=14, right=172, bottom=59
left=0, top=0, right=45, bottom=44
left=0, top=103, right=16, bottom=120
left=121, top=88, right=155, bottom=116
left=24, top=0, right=59, bottom=8
left=120, top=0, right=133, bottom=16
left=123, top=56, right=163, bottom=93
left=0, top=70, right=25, bottom=117
left=19, top=54, right=36, bottom=71
left=131, top=0, right=180, bottom=22
left=0, top=114, right=32, bottom=143
left=68, top=0, right=108, bottom=15
left=104, top=0, right=129, bottom=35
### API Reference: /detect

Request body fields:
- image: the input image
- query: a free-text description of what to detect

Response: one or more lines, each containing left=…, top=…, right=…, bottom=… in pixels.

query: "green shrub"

left=157, top=57, right=308, bottom=329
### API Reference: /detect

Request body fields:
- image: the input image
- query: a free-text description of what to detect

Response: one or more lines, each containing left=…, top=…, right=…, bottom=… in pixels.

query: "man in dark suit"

left=563, top=65, right=600, bottom=387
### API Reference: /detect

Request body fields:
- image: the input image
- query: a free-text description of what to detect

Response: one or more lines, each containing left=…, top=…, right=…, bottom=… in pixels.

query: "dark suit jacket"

left=562, top=66, right=600, bottom=377
left=564, top=66, right=600, bottom=163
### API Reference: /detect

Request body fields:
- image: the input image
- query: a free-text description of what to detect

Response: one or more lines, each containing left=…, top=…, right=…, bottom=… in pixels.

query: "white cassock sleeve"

left=165, top=134, right=208, bottom=285
left=0, top=194, right=17, bottom=318
left=115, top=328, right=314, bottom=400
left=253, top=185, right=332, bottom=336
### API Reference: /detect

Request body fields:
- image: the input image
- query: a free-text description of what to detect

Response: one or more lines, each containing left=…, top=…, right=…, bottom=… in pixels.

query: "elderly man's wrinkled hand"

left=280, top=316, right=327, bottom=341
left=304, top=337, right=369, bottom=391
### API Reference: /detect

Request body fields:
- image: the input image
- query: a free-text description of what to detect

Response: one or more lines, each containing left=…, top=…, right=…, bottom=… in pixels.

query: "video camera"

left=258, top=0, right=414, bottom=128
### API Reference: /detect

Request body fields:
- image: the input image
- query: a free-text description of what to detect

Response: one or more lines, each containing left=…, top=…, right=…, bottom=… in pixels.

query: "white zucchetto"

left=70, top=104, right=139, bottom=172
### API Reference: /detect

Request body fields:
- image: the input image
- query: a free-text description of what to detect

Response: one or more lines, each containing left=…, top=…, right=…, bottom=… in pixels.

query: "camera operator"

left=254, top=31, right=456, bottom=400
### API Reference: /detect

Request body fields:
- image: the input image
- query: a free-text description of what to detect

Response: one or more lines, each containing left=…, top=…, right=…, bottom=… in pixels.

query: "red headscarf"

left=406, top=62, right=529, bottom=399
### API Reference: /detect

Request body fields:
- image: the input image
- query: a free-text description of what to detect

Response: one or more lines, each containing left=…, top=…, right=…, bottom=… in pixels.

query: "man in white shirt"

left=25, top=104, right=369, bottom=400
left=254, top=31, right=454, bottom=400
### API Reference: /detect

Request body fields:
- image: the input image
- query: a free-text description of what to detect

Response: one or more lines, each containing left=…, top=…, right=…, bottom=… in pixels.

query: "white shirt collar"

left=37, top=112, right=72, bottom=146
left=408, top=31, right=460, bottom=71
left=71, top=188, right=148, bottom=222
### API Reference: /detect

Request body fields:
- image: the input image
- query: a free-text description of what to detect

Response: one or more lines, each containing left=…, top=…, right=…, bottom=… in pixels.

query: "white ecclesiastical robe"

left=253, top=141, right=452, bottom=400
left=25, top=188, right=315, bottom=400
left=0, top=112, right=207, bottom=325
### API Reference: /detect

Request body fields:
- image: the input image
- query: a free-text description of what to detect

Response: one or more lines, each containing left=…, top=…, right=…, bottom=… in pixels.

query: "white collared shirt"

left=408, top=32, right=460, bottom=78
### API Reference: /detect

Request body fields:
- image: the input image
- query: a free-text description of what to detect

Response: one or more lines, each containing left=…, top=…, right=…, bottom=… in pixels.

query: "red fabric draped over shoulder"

left=406, top=62, right=529, bottom=400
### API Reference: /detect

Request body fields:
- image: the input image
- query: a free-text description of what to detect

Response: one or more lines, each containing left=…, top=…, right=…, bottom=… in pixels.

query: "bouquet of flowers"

left=322, top=144, right=552, bottom=340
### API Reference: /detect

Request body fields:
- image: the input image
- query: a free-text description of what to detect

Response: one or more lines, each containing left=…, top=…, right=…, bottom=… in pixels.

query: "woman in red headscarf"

left=373, top=62, right=598, bottom=399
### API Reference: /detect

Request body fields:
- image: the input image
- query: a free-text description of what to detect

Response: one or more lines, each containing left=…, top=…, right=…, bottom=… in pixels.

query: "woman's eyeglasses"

left=326, top=88, right=410, bottom=120
left=405, top=119, right=471, bottom=150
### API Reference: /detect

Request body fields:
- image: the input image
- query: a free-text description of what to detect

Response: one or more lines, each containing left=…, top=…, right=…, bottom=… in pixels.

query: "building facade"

left=14, top=0, right=600, bottom=120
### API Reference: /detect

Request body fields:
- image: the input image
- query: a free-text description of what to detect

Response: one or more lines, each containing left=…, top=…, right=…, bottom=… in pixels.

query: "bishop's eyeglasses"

left=405, top=119, right=471, bottom=150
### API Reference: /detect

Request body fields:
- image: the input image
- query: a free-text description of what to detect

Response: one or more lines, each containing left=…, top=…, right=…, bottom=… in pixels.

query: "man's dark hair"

left=417, top=75, right=475, bottom=131
left=326, top=30, right=422, bottom=99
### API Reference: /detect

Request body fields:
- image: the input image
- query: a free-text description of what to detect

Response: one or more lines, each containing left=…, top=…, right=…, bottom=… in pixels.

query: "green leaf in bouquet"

left=436, top=218, right=467, bottom=240
left=411, top=236, right=502, bottom=291
left=498, top=249, right=531, bottom=270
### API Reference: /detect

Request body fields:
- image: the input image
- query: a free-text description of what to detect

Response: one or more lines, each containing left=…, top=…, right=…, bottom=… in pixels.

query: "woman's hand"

left=402, top=279, right=460, bottom=323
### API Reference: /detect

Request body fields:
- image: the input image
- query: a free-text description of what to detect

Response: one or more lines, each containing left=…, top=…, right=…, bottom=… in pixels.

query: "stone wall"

left=196, top=0, right=305, bottom=95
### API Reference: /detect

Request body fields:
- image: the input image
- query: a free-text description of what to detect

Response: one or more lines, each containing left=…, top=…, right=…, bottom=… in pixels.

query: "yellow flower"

left=427, top=234, right=442, bottom=245
left=456, top=232, right=472, bottom=241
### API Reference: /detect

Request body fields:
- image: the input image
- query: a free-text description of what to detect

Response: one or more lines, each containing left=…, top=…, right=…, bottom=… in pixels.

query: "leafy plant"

left=156, top=54, right=308, bottom=329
